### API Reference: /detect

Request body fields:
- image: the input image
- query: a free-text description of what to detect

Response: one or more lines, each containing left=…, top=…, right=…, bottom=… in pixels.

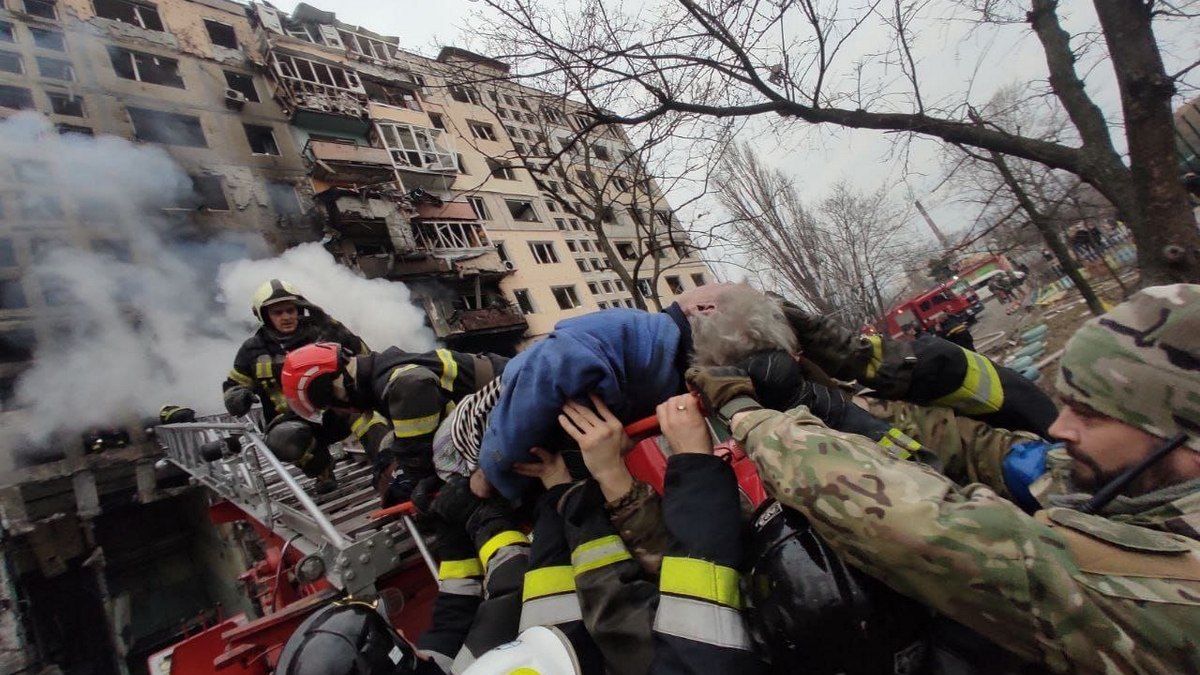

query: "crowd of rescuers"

left=182, top=277, right=1200, bottom=674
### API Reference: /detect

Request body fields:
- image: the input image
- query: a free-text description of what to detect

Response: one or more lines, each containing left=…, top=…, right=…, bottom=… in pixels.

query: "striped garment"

left=432, top=376, right=503, bottom=480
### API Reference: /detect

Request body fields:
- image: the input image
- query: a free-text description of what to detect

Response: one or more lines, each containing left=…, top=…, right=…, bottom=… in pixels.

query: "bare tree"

left=468, top=0, right=1200, bottom=285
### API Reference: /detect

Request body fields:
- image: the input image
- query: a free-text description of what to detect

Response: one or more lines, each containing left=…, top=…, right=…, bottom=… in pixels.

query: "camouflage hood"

left=1056, top=283, right=1200, bottom=449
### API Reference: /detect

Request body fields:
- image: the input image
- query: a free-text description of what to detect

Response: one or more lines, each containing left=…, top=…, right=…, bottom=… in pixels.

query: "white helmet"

left=461, top=626, right=579, bottom=675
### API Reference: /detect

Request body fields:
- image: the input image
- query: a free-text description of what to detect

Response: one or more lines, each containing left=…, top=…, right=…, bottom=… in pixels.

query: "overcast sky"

left=271, top=1, right=1199, bottom=280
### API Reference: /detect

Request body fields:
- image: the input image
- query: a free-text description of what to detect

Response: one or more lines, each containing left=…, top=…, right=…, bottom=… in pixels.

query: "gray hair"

left=689, top=285, right=797, bottom=366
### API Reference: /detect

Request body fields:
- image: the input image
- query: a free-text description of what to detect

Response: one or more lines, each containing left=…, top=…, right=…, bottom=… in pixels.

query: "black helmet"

left=744, top=500, right=932, bottom=674
left=274, top=600, right=420, bottom=675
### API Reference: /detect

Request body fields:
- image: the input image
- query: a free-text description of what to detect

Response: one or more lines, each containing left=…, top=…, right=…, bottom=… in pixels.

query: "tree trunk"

left=1092, top=0, right=1200, bottom=285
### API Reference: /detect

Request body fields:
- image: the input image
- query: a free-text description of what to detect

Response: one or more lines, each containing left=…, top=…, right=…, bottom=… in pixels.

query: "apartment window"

left=339, top=30, right=396, bottom=61
left=414, top=221, right=491, bottom=250
left=128, top=106, right=205, bottom=146
left=497, top=108, right=509, bottom=120
left=0, top=51, right=21, bottom=74
left=624, top=299, right=635, bottom=308
left=94, top=0, right=164, bottom=31
left=545, top=199, right=558, bottom=213
left=666, top=275, right=684, bottom=294
left=501, top=94, right=514, bottom=106
left=495, top=241, right=510, bottom=264
left=637, top=279, right=653, bottom=298
left=244, top=124, right=279, bottom=155
left=364, top=80, right=420, bottom=110
left=488, top=159, right=515, bottom=181
left=449, top=84, right=480, bottom=105
left=0, top=329, right=35, bottom=363
left=267, top=181, right=302, bottom=217
left=204, top=19, right=238, bottom=48
left=587, top=282, right=599, bottom=294
left=0, top=239, right=12, bottom=268
left=0, top=278, right=27, bottom=309
left=597, top=301, right=607, bottom=309
left=468, top=120, right=497, bottom=141
left=428, top=113, right=445, bottom=130
left=691, top=273, right=706, bottom=286
left=377, top=122, right=455, bottom=171
left=0, top=85, right=34, bottom=110
left=628, top=208, right=646, bottom=226
left=513, top=289, right=535, bottom=315
left=672, top=242, right=691, bottom=259
left=569, top=219, right=581, bottom=231
left=271, top=53, right=361, bottom=92
left=593, top=144, right=611, bottom=161
left=601, top=206, right=615, bottom=223
left=22, top=0, right=57, bottom=20
left=552, top=285, right=581, bottom=310
left=575, top=170, right=597, bottom=190
left=513, top=142, right=527, bottom=155
left=615, top=241, right=637, bottom=260
left=36, top=56, right=72, bottom=80
left=528, top=241, right=558, bottom=264
left=543, top=106, right=564, bottom=123
left=223, top=71, right=259, bottom=102
left=566, top=240, right=577, bottom=252
left=572, top=113, right=592, bottom=130
left=601, top=281, right=613, bottom=293
left=0, top=22, right=12, bottom=43
left=30, top=28, right=65, bottom=51
left=613, top=176, right=630, bottom=192
left=109, top=47, right=184, bottom=88
left=191, top=175, right=229, bottom=210
left=467, top=196, right=490, bottom=220
left=456, top=153, right=468, bottom=174
left=575, top=259, right=587, bottom=272
left=47, top=91, right=83, bottom=116
left=591, top=258, right=604, bottom=270
left=581, top=241, right=592, bottom=252
left=505, top=199, right=538, bottom=222
left=615, top=280, right=626, bottom=291
left=56, top=123, right=91, bottom=135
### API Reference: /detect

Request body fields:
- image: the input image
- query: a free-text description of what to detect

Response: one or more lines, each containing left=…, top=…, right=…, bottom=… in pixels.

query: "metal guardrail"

left=153, top=411, right=433, bottom=597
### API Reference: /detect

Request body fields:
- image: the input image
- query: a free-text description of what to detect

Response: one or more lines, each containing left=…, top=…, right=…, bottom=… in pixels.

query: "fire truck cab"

left=876, top=285, right=978, bottom=339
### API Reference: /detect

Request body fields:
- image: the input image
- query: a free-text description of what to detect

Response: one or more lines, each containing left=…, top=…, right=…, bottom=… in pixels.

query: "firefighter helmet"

left=281, top=342, right=345, bottom=423
left=744, top=500, right=931, bottom=674
left=461, top=626, right=579, bottom=675
left=274, top=600, right=420, bottom=675
left=251, top=279, right=305, bottom=324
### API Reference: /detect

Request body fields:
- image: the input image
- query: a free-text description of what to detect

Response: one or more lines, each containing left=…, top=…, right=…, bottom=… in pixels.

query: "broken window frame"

left=543, top=106, right=564, bottom=124
left=528, top=241, right=559, bottom=265
left=467, top=196, right=490, bottom=220
left=615, top=241, right=637, bottom=260
left=513, top=289, right=535, bottom=315
left=203, top=19, right=238, bottom=49
left=337, top=29, right=396, bottom=62
left=243, top=123, right=280, bottom=155
left=468, top=120, right=497, bottom=142
left=35, top=55, right=72, bottom=81
left=191, top=175, right=229, bottom=211
left=488, top=159, right=516, bottom=181
left=666, top=275, right=684, bottom=295
left=127, top=106, right=206, bottom=146
left=94, top=0, right=165, bottom=32
left=0, top=50, right=22, bottom=75
left=29, top=27, right=65, bottom=51
left=587, top=281, right=599, bottom=294
left=22, top=0, right=57, bottom=20
left=449, top=84, right=480, bottom=105
left=414, top=220, right=492, bottom=252
left=223, top=70, right=259, bottom=102
left=375, top=122, right=456, bottom=172
left=0, top=85, right=34, bottom=110
left=363, top=79, right=420, bottom=111
left=428, top=112, right=445, bottom=130
left=47, top=91, right=84, bottom=116
left=269, top=51, right=363, bottom=96
left=552, top=285, right=581, bottom=310
left=637, top=278, right=653, bottom=298
left=109, top=47, right=184, bottom=88
left=266, top=180, right=302, bottom=218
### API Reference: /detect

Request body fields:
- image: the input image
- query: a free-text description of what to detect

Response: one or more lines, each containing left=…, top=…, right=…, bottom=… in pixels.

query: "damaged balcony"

left=303, top=138, right=394, bottom=184
left=268, top=50, right=370, bottom=135
left=418, top=285, right=528, bottom=352
left=374, top=122, right=458, bottom=193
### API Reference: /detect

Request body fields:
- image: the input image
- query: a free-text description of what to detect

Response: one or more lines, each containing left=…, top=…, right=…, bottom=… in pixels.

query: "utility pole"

left=914, top=200, right=949, bottom=248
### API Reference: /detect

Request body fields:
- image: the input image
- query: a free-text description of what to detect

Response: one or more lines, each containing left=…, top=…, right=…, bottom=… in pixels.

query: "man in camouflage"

left=688, top=284, right=1200, bottom=673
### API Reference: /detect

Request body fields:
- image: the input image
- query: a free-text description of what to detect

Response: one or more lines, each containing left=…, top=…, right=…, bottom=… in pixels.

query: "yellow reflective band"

left=479, top=530, right=528, bottom=566
left=255, top=359, right=274, bottom=379
left=933, top=348, right=1004, bottom=416
left=392, top=411, right=441, bottom=438
left=436, top=349, right=458, bottom=391
left=865, top=335, right=884, bottom=380
left=887, top=427, right=923, bottom=452
left=659, top=556, right=742, bottom=608
left=387, top=363, right=420, bottom=384
left=227, top=369, right=253, bottom=387
left=522, top=565, right=576, bottom=602
left=439, top=558, right=483, bottom=580
left=270, top=391, right=289, bottom=413
left=571, top=535, right=632, bottom=576
left=351, top=412, right=387, bottom=437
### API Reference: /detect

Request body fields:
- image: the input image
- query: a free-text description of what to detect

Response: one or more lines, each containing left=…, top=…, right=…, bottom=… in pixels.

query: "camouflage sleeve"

left=730, top=407, right=1186, bottom=673
left=862, top=399, right=1042, bottom=498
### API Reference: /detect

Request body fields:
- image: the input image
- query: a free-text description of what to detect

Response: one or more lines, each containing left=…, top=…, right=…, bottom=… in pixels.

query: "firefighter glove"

left=265, top=419, right=316, bottom=463
left=224, top=386, right=255, bottom=417
left=685, top=366, right=762, bottom=423
left=410, top=475, right=444, bottom=515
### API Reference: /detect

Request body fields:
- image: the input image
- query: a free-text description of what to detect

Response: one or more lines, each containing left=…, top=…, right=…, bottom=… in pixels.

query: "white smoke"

left=217, top=243, right=436, bottom=353
left=0, top=113, right=432, bottom=453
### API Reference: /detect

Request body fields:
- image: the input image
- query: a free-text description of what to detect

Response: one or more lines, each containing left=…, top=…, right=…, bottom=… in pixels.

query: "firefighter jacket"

left=790, top=308, right=1056, bottom=437
left=651, top=454, right=766, bottom=674
left=347, top=347, right=507, bottom=478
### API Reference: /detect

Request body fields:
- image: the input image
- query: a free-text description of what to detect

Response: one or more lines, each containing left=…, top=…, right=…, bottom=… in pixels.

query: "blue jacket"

left=479, top=305, right=692, bottom=499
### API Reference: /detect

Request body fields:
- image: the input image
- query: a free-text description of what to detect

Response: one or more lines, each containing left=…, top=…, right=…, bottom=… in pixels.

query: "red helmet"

left=281, top=342, right=344, bottom=422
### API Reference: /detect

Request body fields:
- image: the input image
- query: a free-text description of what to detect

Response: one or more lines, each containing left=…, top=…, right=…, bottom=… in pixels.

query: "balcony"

left=422, top=297, right=528, bottom=347
left=304, top=139, right=395, bottom=183
left=269, top=50, right=371, bottom=134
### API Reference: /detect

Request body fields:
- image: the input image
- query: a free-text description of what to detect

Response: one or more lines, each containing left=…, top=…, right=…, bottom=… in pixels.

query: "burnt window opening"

left=468, top=121, right=496, bottom=141
left=488, top=159, right=515, bottom=181
left=363, top=80, right=420, bottom=110
left=48, top=91, right=84, bottom=116
left=0, top=22, right=13, bottom=43
left=191, top=175, right=229, bottom=211
left=91, top=238, right=132, bottom=263
left=0, top=51, right=21, bottom=74
left=94, top=0, right=164, bottom=31
left=0, top=278, right=28, bottom=310
left=128, top=107, right=206, bottom=146
left=109, top=47, right=184, bottom=88
left=30, top=28, right=65, bottom=51
left=266, top=181, right=302, bottom=217
left=615, top=241, right=637, bottom=260
left=56, top=123, right=92, bottom=136
left=449, top=84, right=479, bottom=105
left=666, top=275, right=684, bottom=295
left=204, top=19, right=238, bottom=49
left=0, top=328, right=35, bottom=363
left=223, top=71, right=259, bottom=102
left=513, top=289, right=534, bottom=315
left=36, top=56, right=72, bottom=81
left=22, top=0, right=57, bottom=20
left=505, top=199, right=539, bottom=222
left=0, top=239, right=13, bottom=267
left=243, top=124, right=279, bottom=155
left=428, top=113, right=445, bottom=130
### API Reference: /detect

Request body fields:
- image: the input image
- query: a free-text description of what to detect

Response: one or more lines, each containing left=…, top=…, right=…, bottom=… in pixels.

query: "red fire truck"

left=875, top=283, right=981, bottom=340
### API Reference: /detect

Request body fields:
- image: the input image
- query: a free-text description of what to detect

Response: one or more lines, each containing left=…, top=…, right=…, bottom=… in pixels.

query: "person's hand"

left=558, top=395, right=633, bottom=498
left=224, top=386, right=255, bottom=417
left=684, top=366, right=759, bottom=417
left=429, top=475, right=481, bottom=526
left=656, top=394, right=713, bottom=455
left=513, top=447, right=572, bottom=489
left=410, top=475, right=444, bottom=515
left=469, top=469, right=494, bottom=499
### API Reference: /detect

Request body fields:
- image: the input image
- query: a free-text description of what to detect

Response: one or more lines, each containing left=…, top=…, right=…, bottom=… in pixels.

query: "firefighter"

left=280, top=342, right=507, bottom=506
left=222, top=280, right=389, bottom=491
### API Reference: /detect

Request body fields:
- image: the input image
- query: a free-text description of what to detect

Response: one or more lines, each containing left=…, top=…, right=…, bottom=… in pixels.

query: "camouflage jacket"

left=732, top=405, right=1200, bottom=674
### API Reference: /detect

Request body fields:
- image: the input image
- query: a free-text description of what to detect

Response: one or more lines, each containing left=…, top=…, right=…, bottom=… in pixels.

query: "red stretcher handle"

left=623, top=415, right=661, bottom=441
left=370, top=500, right=416, bottom=521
